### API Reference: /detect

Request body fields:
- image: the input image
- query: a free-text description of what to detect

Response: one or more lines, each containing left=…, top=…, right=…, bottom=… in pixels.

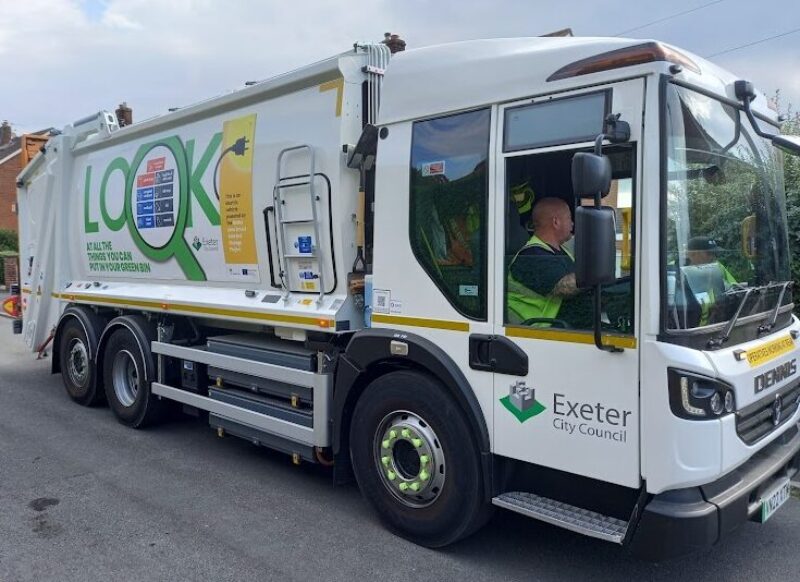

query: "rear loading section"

left=153, top=332, right=333, bottom=463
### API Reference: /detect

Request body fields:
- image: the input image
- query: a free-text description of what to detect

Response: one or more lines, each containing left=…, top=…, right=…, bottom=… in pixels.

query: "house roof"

left=0, top=128, right=55, bottom=167
left=0, top=136, right=22, bottom=165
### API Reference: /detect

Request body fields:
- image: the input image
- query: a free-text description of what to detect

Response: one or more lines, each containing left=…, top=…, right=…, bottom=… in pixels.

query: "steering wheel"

left=520, top=318, right=571, bottom=328
left=602, top=276, right=632, bottom=293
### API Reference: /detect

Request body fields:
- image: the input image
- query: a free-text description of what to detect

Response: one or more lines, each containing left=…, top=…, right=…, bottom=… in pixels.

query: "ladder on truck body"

left=272, top=145, right=327, bottom=304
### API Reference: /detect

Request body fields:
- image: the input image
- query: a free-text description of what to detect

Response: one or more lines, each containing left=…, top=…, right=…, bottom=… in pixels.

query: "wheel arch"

left=333, top=328, right=492, bottom=497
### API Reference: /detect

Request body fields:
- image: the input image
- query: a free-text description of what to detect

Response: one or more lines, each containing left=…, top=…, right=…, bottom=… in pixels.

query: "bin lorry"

left=9, top=35, right=800, bottom=559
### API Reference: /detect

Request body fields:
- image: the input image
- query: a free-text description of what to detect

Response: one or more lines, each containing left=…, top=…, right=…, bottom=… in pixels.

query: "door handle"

left=468, top=334, right=528, bottom=376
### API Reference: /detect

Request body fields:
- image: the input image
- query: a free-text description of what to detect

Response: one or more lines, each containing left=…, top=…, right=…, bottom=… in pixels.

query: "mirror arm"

left=740, top=96, right=774, bottom=140
left=587, top=133, right=623, bottom=354
left=591, top=134, right=606, bottom=207
left=594, top=285, right=623, bottom=353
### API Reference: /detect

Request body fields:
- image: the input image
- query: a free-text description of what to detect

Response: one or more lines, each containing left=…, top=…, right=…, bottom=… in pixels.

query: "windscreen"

left=663, top=83, right=791, bottom=332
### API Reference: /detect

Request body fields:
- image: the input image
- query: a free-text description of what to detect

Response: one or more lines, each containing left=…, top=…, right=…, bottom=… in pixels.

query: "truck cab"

left=366, top=38, right=800, bottom=558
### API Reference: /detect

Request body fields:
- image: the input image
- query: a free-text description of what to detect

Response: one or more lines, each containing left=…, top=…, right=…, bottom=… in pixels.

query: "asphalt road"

left=1, top=322, right=799, bottom=582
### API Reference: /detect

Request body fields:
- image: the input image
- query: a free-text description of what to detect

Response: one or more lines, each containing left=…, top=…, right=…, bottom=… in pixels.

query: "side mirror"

left=771, top=134, right=800, bottom=156
left=574, top=205, right=617, bottom=288
left=571, top=152, right=611, bottom=199
left=735, top=79, right=800, bottom=157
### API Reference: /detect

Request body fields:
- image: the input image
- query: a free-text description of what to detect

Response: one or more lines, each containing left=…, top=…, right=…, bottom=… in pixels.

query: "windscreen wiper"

left=758, top=280, right=793, bottom=335
left=707, top=286, right=758, bottom=349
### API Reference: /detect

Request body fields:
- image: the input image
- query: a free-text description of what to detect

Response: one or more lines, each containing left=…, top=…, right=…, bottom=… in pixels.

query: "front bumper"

left=629, top=423, right=800, bottom=561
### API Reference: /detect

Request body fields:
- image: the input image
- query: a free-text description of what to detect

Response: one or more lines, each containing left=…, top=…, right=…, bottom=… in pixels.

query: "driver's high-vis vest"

left=507, top=235, right=574, bottom=324
left=697, top=262, right=738, bottom=326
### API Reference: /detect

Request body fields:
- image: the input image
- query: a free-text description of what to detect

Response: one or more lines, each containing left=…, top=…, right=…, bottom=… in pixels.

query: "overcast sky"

left=1, top=0, right=798, bottom=134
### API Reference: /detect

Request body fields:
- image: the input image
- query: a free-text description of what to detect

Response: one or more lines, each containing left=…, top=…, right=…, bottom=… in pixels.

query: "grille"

left=736, top=380, right=800, bottom=445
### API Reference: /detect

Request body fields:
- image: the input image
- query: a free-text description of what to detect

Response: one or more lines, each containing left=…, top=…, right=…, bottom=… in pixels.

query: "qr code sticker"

left=373, top=289, right=390, bottom=314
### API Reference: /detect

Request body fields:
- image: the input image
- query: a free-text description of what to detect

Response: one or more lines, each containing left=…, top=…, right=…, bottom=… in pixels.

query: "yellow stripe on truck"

left=319, top=78, right=345, bottom=117
left=52, top=292, right=334, bottom=329
left=370, top=313, right=470, bottom=332
left=505, top=326, right=637, bottom=349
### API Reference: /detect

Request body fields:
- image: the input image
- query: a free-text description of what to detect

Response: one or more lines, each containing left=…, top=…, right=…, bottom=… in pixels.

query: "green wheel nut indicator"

left=412, top=438, right=422, bottom=448
left=401, top=428, right=411, bottom=438
left=399, top=482, right=409, bottom=491
left=410, top=482, right=420, bottom=492
left=382, top=439, right=390, bottom=449
left=387, top=471, right=396, bottom=481
left=419, top=470, right=429, bottom=481
left=420, top=455, right=429, bottom=466
left=389, top=430, right=397, bottom=439
left=381, top=456, right=390, bottom=466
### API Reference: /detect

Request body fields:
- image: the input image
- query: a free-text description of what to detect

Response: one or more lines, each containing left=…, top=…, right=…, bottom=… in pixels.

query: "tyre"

left=58, top=318, right=104, bottom=406
left=102, top=326, right=164, bottom=428
left=349, top=370, right=491, bottom=547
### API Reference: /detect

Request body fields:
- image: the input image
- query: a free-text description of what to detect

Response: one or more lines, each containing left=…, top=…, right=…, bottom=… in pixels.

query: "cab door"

left=490, top=80, right=644, bottom=488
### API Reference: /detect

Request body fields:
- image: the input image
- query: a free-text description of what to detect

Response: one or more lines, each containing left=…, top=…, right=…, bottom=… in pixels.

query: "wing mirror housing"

left=574, top=206, right=617, bottom=288
left=572, top=152, right=612, bottom=198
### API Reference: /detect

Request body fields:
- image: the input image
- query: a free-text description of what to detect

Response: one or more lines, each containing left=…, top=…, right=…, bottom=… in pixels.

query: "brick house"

left=0, top=121, right=53, bottom=232
left=0, top=104, right=132, bottom=234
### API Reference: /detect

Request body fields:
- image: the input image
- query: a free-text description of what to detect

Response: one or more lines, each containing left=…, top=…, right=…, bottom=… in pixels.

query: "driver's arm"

left=553, top=272, right=580, bottom=297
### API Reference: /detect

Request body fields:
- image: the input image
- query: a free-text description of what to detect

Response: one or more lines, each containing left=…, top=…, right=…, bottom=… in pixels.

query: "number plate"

left=759, top=477, right=792, bottom=523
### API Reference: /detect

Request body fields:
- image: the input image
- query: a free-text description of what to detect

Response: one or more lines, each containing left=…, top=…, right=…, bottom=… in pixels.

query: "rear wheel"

left=58, top=318, right=103, bottom=406
left=102, top=326, right=164, bottom=428
left=350, top=370, right=491, bottom=547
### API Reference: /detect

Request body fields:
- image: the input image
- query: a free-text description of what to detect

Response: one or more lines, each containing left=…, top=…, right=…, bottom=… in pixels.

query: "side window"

left=504, top=147, right=635, bottom=334
left=409, top=109, right=490, bottom=320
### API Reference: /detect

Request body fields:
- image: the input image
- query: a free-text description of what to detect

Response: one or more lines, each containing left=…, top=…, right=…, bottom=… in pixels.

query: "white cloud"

left=2, top=0, right=798, bottom=133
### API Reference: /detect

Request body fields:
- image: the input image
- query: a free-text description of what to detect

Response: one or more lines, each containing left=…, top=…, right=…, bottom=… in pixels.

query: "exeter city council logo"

left=500, top=380, right=546, bottom=423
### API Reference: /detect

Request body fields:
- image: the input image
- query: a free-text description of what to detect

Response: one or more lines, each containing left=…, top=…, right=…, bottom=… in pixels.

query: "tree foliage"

left=776, top=97, right=800, bottom=312
left=0, top=229, right=17, bottom=252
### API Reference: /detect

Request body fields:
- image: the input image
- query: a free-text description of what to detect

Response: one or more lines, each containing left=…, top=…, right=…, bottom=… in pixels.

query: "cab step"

left=492, top=491, right=628, bottom=543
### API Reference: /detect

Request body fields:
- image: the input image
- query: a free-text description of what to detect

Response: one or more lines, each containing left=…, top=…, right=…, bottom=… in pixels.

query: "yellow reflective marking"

left=319, top=78, right=344, bottom=117
left=52, top=292, right=334, bottom=328
left=505, top=326, right=637, bottom=349
left=371, top=313, right=469, bottom=332
left=745, top=335, right=795, bottom=368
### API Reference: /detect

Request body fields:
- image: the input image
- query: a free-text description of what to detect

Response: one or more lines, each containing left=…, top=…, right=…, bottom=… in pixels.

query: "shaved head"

left=532, top=197, right=570, bottom=229
left=531, top=197, right=573, bottom=248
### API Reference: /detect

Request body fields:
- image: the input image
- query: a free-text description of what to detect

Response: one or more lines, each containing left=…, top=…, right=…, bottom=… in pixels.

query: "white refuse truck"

left=8, top=35, right=800, bottom=559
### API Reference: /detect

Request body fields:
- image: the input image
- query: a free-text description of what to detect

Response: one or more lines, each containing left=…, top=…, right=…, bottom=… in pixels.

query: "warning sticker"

left=746, top=335, right=795, bottom=368
left=421, top=161, right=445, bottom=177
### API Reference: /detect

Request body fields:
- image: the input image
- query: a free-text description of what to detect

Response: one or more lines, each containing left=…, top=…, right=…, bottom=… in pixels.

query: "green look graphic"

left=124, top=137, right=206, bottom=281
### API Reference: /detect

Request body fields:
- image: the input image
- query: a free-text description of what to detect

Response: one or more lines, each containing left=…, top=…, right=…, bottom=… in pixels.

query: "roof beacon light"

left=547, top=42, right=700, bottom=82
left=2, top=295, right=20, bottom=318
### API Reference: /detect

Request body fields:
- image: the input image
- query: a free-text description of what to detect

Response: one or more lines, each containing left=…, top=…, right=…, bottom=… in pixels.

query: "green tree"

left=0, top=229, right=18, bottom=252
left=776, top=98, right=800, bottom=312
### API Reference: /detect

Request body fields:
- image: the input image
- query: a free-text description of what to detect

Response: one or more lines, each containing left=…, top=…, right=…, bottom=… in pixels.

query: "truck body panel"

left=11, top=35, right=800, bottom=559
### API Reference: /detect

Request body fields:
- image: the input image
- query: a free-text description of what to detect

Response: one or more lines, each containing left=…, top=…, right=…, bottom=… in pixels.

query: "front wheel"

left=349, top=370, right=491, bottom=547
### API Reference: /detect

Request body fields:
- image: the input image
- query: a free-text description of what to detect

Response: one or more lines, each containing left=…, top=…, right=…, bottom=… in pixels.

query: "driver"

left=686, top=236, right=737, bottom=284
left=506, top=197, right=592, bottom=327
left=686, top=236, right=737, bottom=325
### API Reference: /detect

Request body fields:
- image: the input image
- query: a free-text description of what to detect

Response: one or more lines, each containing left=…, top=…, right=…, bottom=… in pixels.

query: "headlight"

left=724, top=390, right=735, bottom=413
left=668, top=369, right=736, bottom=420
